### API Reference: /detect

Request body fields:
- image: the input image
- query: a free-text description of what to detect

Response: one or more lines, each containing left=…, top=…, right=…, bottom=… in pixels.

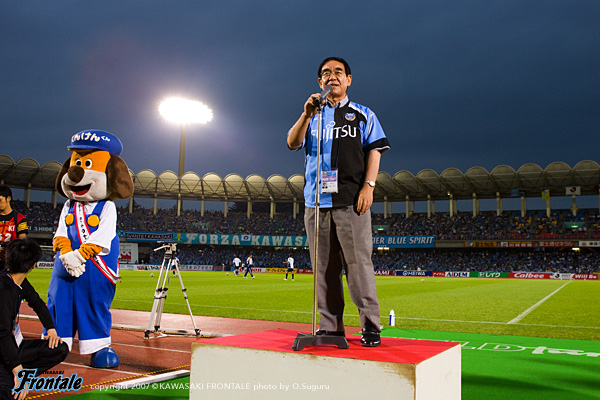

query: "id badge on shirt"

left=321, top=169, right=338, bottom=194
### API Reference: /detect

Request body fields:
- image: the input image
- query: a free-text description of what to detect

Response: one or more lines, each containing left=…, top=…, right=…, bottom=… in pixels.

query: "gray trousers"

left=304, top=206, right=381, bottom=332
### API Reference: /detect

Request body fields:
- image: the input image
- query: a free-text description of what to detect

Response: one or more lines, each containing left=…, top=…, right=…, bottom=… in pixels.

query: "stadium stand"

left=14, top=200, right=600, bottom=273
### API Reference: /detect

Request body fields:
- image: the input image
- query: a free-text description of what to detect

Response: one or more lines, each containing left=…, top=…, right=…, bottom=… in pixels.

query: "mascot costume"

left=48, top=129, right=133, bottom=368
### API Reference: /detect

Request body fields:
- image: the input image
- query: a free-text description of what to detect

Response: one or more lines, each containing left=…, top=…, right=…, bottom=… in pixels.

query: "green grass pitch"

left=27, top=270, right=599, bottom=341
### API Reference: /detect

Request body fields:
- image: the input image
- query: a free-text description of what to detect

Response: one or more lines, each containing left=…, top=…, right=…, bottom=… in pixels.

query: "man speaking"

left=287, top=57, right=390, bottom=347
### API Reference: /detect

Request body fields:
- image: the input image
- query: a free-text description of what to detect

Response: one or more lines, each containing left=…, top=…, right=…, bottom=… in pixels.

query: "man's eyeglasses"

left=320, top=70, right=345, bottom=78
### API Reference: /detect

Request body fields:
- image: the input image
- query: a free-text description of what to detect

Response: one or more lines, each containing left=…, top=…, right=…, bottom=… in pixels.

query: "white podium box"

left=190, top=329, right=460, bottom=399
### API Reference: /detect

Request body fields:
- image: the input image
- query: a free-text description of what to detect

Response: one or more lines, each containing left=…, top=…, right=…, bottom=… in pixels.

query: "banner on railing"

left=469, top=271, right=509, bottom=278
left=122, top=231, right=174, bottom=242
left=169, top=233, right=436, bottom=249
left=394, top=270, right=432, bottom=277
left=175, top=233, right=309, bottom=247
left=373, top=235, right=435, bottom=248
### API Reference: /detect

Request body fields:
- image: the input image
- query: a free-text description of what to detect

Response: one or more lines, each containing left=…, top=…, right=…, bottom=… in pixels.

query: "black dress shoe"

left=316, top=330, right=346, bottom=337
left=360, top=328, right=381, bottom=347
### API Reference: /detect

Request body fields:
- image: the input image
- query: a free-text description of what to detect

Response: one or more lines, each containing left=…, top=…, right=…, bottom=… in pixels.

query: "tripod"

left=144, top=242, right=200, bottom=339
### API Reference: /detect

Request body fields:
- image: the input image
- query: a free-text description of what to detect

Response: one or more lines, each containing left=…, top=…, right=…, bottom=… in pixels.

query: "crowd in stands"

left=13, top=201, right=600, bottom=273
left=371, top=248, right=599, bottom=274
left=17, top=200, right=600, bottom=240
left=114, top=206, right=306, bottom=236
left=121, top=207, right=599, bottom=240
left=371, top=210, right=600, bottom=240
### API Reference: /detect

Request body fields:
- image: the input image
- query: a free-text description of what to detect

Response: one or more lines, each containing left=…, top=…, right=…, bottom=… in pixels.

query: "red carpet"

left=196, top=329, right=458, bottom=364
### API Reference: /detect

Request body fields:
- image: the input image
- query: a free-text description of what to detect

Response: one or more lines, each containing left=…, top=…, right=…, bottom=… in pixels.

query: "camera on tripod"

left=145, top=240, right=200, bottom=339
left=154, top=241, right=178, bottom=258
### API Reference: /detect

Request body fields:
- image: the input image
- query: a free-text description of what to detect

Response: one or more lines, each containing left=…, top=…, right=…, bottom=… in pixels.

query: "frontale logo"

left=13, top=369, right=83, bottom=395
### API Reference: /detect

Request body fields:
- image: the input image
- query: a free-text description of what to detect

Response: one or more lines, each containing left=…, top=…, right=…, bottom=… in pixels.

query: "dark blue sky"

left=1, top=1, right=598, bottom=182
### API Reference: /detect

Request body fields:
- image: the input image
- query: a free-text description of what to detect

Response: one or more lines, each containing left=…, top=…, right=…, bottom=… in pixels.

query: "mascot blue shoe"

left=91, top=347, right=120, bottom=368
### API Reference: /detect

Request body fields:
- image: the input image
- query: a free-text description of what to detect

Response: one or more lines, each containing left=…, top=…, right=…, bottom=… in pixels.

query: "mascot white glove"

left=60, top=250, right=86, bottom=278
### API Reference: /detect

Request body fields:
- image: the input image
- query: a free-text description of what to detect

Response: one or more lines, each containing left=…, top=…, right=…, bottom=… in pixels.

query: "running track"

left=18, top=305, right=361, bottom=399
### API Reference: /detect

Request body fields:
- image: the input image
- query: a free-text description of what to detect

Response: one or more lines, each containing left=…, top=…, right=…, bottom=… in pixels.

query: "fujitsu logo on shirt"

left=312, top=122, right=358, bottom=143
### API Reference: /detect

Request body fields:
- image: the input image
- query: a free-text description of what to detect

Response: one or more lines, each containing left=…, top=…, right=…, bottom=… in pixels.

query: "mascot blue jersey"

left=54, top=200, right=119, bottom=282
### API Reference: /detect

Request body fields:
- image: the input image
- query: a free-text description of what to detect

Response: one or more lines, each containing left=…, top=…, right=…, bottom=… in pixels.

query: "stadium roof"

left=0, top=154, right=598, bottom=203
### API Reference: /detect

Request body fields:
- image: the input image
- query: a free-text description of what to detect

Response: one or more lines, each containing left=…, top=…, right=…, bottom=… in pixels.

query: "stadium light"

left=159, top=97, right=213, bottom=177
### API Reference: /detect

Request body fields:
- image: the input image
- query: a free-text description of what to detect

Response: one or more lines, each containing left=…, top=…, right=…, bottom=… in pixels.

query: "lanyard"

left=73, top=202, right=120, bottom=284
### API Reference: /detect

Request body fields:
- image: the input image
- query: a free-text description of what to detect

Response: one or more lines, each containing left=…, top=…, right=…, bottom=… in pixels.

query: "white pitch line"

left=507, top=281, right=572, bottom=324
left=19, top=330, right=193, bottom=353
left=97, top=301, right=600, bottom=330
left=111, top=342, right=190, bottom=353
left=392, top=316, right=599, bottom=330
left=118, top=300, right=313, bottom=314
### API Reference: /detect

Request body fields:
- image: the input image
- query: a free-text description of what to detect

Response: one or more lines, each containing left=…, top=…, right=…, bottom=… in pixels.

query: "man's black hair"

left=0, top=184, right=12, bottom=199
left=318, top=57, right=352, bottom=78
left=5, top=238, right=42, bottom=274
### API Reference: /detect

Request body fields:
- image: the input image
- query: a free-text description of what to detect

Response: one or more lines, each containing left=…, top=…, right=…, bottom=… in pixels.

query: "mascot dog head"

left=56, top=130, right=134, bottom=202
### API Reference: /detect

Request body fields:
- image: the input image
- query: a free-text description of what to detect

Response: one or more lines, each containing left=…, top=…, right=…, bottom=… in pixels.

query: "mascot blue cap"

left=68, top=130, right=123, bottom=156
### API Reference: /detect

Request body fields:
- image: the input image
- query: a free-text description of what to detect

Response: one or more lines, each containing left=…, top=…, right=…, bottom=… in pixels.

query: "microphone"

left=313, top=85, right=332, bottom=106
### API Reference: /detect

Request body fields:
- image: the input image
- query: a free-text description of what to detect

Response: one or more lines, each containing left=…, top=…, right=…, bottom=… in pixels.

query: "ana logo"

left=344, top=113, right=356, bottom=121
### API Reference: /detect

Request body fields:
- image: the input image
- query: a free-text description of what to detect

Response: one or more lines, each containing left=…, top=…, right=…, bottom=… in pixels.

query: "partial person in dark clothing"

left=0, top=185, right=28, bottom=270
left=0, top=239, right=69, bottom=400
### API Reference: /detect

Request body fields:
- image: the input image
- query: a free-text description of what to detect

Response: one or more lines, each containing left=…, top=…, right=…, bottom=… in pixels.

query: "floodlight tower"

left=159, top=97, right=213, bottom=176
left=159, top=97, right=213, bottom=214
